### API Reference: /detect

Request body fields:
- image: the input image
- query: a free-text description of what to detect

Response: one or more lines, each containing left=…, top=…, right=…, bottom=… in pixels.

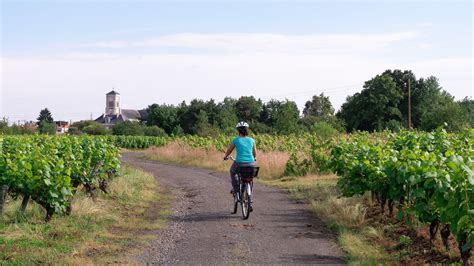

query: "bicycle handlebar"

left=224, top=155, right=235, bottom=161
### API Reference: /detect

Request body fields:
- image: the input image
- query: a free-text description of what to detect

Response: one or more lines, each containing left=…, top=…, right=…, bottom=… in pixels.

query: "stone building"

left=95, top=90, right=147, bottom=128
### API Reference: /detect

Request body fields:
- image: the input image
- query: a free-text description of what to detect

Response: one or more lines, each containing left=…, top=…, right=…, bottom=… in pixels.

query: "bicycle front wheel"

left=241, top=183, right=251, bottom=220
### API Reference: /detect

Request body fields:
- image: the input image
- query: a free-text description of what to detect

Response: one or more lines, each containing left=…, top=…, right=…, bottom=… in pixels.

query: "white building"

left=94, top=90, right=147, bottom=128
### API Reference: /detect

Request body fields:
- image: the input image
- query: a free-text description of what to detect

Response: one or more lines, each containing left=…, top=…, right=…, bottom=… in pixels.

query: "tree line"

left=1, top=69, right=472, bottom=136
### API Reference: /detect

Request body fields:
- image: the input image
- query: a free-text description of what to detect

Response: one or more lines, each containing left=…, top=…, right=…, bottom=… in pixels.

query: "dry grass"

left=310, top=192, right=367, bottom=229
left=0, top=166, right=169, bottom=265
left=144, top=142, right=289, bottom=179
left=339, top=230, right=388, bottom=264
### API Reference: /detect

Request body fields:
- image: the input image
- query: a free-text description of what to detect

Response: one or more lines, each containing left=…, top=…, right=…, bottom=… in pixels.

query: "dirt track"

left=121, top=152, right=346, bottom=265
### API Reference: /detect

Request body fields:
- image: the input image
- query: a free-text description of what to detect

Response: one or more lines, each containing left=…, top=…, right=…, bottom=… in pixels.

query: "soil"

left=364, top=200, right=468, bottom=264
left=121, top=152, right=346, bottom=265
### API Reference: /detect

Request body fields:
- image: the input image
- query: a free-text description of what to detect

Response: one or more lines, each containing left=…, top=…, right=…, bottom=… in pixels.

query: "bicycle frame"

left=226, top=156, right=258, bottom=220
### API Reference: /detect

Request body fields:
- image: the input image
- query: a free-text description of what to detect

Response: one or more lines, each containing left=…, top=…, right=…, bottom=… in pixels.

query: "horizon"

left=1, top=1, right=473, bottom=122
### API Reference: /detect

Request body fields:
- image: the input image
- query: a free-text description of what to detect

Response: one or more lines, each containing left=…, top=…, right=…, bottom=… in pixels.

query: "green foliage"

left=216, top=97, right=238, bottom=132
left=395, top=235, right=413, bottom=250
left=112, top=121, right=144, bottom=136
left=458, top=97, right=474, bottom=127
left=144, top=126, right=167, bottom=137
left=338, top=70, right=472, bottom=132
left=107, top=135, right=169, bottom=149
left=0, top=118, right=36, bottom=135
left=38, top=121, right=56, bottom=135
left=329, top=129, right=474, bottom=257
left=311, top=121, right=339, bottom=140
left=303, top=93, right=334, bottom=118
left=338, top=73, right=403, bottom=132
left=37, top=108, right=54, bottom=124
left=0, top=119, right=9, bottom=134
left=284, top=152, right=312, bottom=176
left=36, top=108, right=56, bottom=135
left=69, top=120, right=109, bottom=135
left=235, top=96, right=263, bottom=123
left=145, top=103, right=180, bottom=135
left=273, top=100, right=300, bottom=135
left=420, top=98, right=470, bottom=132
left=0, top=135, right=120, bottom=219
left=82, top=123, right=109, bottom=135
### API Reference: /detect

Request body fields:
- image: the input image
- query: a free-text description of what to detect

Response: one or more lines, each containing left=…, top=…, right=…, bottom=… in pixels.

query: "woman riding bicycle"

left=224, top=121, right=257, bottom=195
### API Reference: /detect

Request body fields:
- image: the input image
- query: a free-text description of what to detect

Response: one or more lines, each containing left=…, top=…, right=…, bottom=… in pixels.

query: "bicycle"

left=226, top=156, right=259, bottom=220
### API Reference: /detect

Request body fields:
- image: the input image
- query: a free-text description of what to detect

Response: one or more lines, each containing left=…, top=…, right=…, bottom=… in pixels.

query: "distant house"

left=95, top=90, right=147, bottom=128
left=55, top=121, right=70, bottom=134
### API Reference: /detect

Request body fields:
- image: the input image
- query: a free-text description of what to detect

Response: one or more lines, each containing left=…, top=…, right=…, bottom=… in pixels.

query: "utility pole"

left=408, top=79, right=412, bottom=130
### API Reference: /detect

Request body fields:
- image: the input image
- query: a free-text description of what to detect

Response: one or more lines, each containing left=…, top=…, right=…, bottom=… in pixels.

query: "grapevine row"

left=0, top=135, right=120, bottom=221
left=329, top=129, right=473, bottom=264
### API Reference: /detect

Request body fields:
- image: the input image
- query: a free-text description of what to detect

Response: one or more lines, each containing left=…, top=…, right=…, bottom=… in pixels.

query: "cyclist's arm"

left=253, top=143, right=257, bottom=161
left=224, top=143, right=235, bottom=159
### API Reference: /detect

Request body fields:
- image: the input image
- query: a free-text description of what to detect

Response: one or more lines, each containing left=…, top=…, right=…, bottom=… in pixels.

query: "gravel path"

left=122, top=152, right=346, bottom=265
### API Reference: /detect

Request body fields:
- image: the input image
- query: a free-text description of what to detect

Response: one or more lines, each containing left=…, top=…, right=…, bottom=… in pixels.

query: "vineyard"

left=1, top=130, right=472, bottom=263
left=125, top=130, right=473, bottom=263
left=330, top=130, right=473, bottom=264
left=0, top=135, right=120, bottom=221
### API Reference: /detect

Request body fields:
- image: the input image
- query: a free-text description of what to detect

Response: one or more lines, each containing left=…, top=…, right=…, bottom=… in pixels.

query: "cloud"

left=2, top=52, right=472, bottom=122
left=87, top=31, right=420, bottom=54
left=2, top=31, right=472, bottom=122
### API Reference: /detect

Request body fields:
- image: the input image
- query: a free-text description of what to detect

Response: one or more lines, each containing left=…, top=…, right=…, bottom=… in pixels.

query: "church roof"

left=121, top=109, right=141, bottom=120
left=95, top=109, right=148, bottom=125
left=106, top=90, right=120, bottom=95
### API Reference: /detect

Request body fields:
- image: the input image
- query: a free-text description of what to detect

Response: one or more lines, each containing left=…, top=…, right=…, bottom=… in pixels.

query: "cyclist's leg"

left=229, top=162, right=239, bottom=193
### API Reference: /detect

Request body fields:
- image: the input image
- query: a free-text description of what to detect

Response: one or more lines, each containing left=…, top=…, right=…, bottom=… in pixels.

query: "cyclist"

left=224, top=121, right=257, bottom=196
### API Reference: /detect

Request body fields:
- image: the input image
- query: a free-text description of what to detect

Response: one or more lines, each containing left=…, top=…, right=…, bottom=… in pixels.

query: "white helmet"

left=236, top=121, right=249, bottom=128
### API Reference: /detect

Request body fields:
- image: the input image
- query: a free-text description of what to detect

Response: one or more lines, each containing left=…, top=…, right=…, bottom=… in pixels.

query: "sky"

left=1, top=0, right=473, bottom=122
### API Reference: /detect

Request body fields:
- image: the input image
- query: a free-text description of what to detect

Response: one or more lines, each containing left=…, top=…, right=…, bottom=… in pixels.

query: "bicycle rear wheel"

left=232, top=192, right=238, bottom=214
left=241, top=183, right=251, bottom=220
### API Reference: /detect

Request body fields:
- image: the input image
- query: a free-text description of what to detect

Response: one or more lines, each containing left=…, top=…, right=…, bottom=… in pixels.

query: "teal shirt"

left=232, top=137, right=255, bottom=163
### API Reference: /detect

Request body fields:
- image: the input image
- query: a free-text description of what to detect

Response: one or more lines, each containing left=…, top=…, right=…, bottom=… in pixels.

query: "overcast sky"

left=1, top=0, right=473, bottom=122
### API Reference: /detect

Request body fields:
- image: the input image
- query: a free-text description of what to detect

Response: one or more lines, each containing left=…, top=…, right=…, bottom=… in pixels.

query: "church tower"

left=105, top=90, right=121, bottom=115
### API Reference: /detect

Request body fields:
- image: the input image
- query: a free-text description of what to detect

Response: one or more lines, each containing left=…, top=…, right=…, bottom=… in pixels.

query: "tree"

left=69, top=120, right=109, bottom=135
left=178, top=100, right=207, bottom=134
left=0, top=118, right=9, bottom=134
left=458, top=97, right=474, bottom=127
left=380, top=70, right=417, bottom=128
left=38, top=120, right=56, bottom=135
left=273, top=100, right=300, bottom=135
left=112, top=121, right=144, bottom=136
left=37, top=108, right=54, bottom=123
left=311, top=121, right=339, bottom=140
left=144, top=126, right=167, bottom=137
left=37, top=108, right=56, bottom=134
left=303, top=93, right=334, bottom=118
left=146, top=104, right=179, bottom=135
left=337, top=73, right=403, bottom=132
left=194, top=110, right=220, bottom=137
left=419, top=92, right=470, bottom=132
left=259, top=99, right=282, bottom=128
left=235, top=96, right=263, bottom=123
left=216, top=97, right=238, bottom=134
left=82, top=122, right=108, bottom=135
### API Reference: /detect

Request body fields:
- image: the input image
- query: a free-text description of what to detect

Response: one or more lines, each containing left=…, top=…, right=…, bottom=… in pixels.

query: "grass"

left=0, top=166, right=170, bottom=265
left=141, top=143, right=391, bottom=264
